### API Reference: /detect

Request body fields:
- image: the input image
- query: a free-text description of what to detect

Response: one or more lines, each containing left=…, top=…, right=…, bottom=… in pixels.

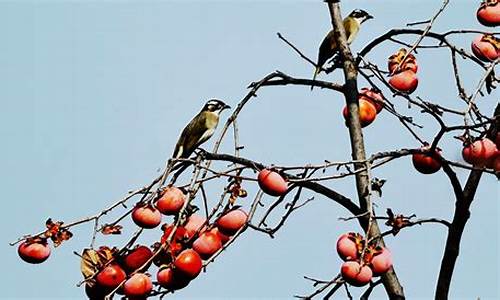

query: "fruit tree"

left=8, top=0, right=499, bottom=299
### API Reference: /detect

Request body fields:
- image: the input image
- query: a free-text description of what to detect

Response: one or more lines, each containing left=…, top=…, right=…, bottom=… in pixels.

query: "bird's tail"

left=171, top=160, right=190, bottom=172
left=310, top=66, right=320, bottom=91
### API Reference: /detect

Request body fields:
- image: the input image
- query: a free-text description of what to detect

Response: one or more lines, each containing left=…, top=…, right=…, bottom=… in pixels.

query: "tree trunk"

left=327, top=1, right=405, bottom=299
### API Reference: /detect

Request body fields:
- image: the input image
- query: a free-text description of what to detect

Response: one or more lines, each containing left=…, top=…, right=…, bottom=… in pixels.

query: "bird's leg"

left=169, top=149, right=209, bottom=184
left=169, top=162, right=191, bottom=185
left=194, top=148, right=208, bottom=159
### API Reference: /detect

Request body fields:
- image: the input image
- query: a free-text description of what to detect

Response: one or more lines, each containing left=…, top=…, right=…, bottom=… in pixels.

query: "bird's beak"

left=223, top=104, right=231, bottom=110
left=360, top=15, right=373, bottom=24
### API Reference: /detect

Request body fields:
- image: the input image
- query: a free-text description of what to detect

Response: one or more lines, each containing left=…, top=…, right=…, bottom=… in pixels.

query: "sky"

left=0, top=0, right=498, bottom=299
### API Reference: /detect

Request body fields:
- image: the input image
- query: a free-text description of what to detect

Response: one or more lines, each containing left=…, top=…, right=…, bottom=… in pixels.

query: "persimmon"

left=121, top=245, right=153, bottom=273
left=257, top=169, right=288, bottom=196
left=336, top=233, right=360, bottom=261
left=477, top=0, right=500, bottom=26
left=216, top=209, right=248, bottom=236
left=471, top=34, right=499, bottom=62
left=341, top=261, right=373, bottom=287
left=184, top=214, right=207, bottom=239
left=193, top=231, right=223, bottom=259
left=412, top=147, right=442, bottom=174
left=157, top=186, right=185, bottom=215
left=210, top=227, right=230, bottom=245
left=342, top=99, right=377, bottom=128
left=359, top=87, right=384, bottom=113
left=96, top=263, right=127, bottom=289
left=157, top=266, right=190, bottom=290
left=370, top=247, right=393, bottom=276
left=462, top=138, right=497, bottom=166
left=123, top=273, right=153, bottom=297
left=389, top=70, right=418, bottom=93
left=174, top=249, right=203, bottom=279
left=18, top=240, right=51, bottom=264
left=131, top=204, right=161, bottom=229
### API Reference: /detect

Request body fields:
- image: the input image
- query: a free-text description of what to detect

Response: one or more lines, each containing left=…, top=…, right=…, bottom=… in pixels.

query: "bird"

left=172, top=99, right=231, bottom=160
left=311, top=9, right=373, bottom=89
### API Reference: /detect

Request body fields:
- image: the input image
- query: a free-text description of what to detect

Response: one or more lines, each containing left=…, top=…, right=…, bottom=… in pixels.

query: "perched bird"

left=172, top=99, right=231, bottom=159
left=311, top=9, right=373, bottom=89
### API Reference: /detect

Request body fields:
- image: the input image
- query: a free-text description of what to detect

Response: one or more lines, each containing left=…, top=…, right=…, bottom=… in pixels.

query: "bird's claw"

left=195, top=148, right=208, bottom=159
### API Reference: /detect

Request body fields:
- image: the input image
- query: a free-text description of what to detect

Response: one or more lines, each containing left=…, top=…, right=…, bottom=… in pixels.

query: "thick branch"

left=327, top=2, right=405, bottom=299
left=435, top=170, right=482, bottom=299
left=359, top=29, right=486, bottom=68
left=202, top=152, right=362, bottom=216
left=435, top=105, right=499, bottom=299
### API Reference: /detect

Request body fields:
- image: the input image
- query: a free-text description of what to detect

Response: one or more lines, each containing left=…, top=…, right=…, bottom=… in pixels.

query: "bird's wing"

left=343, top=18, right=360, bottom=44
left=172, top=112, right=212, bottom=159
left=316, top=17, right=360, bottom=72
left=172, top=130, right=186, bottom=159
left=316, top=30, right=337, bottom=70
left=195, top=111, right=218, bottom=146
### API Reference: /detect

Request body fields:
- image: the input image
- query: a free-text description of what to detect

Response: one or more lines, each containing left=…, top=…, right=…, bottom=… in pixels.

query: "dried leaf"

left=97, top=246, right=116, bottom=262
left=52, top=229, right=73, bottom=247
left=80, top=247, right=116, bottom=279
left=238, top=188, right=248, bottom=198
left=371, top=178, right=386, bottom=197
left=385, top=209, right=412, bottom=235
left=388, top=48, right=417, bottom=75
left=44, top=218, right=72, bottom=247
left=228, top=182, right=247, bottom=205
left=101, top=224, right=123, bottom=235
left=44, top=218, right=62, bottom=238
left=80, top=249, right=101, bottom=280
left=485, top=69, right=497, bottom=94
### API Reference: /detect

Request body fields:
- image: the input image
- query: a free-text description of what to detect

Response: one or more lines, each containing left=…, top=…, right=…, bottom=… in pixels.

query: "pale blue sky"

left=1, top=1, right=498, bottom=299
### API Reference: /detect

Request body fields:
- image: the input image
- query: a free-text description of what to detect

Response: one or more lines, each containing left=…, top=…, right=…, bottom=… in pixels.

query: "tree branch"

left=202, top=152, right=362, bottom=216
left=435, top=104, right=499, bottom=299
left=327, top=1, right=405, bottom=298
